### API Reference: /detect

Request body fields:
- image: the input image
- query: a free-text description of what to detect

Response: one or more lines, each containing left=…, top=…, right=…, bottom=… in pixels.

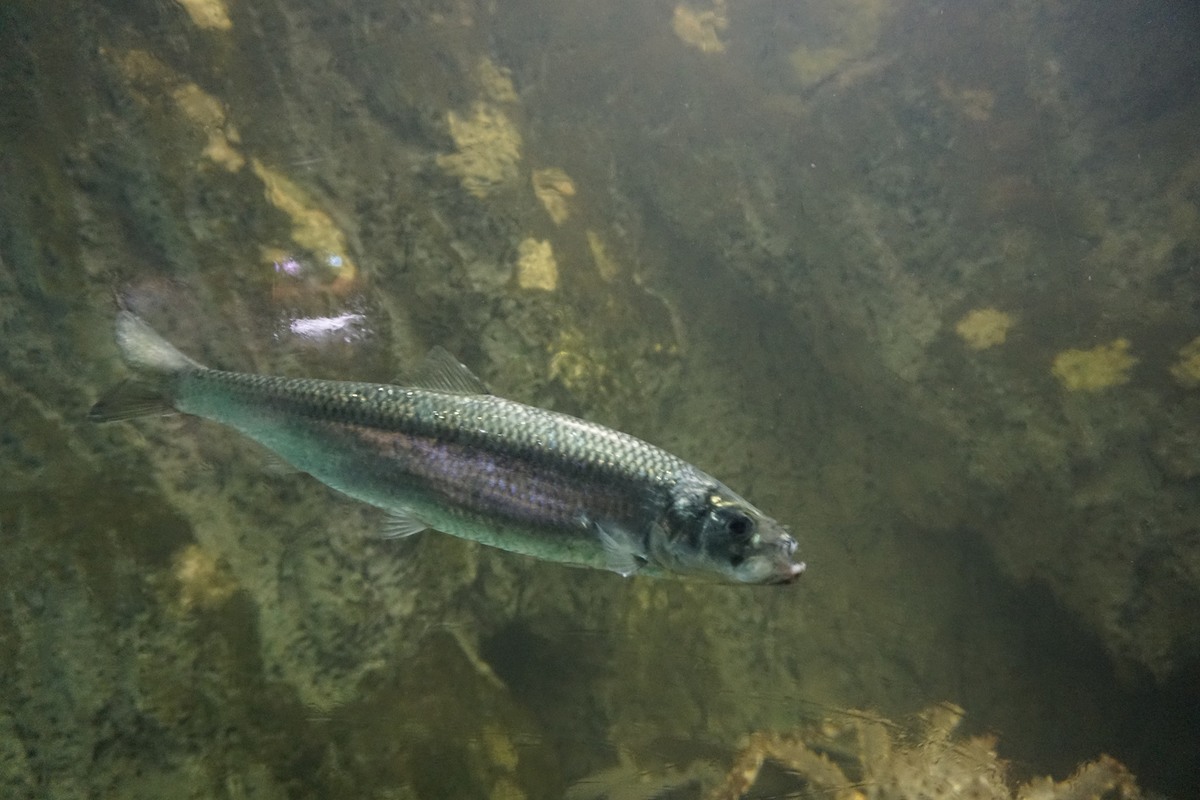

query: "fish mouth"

left=769, top=532, right=804, bottom=584
left=769, top=560, right=807, bottom=585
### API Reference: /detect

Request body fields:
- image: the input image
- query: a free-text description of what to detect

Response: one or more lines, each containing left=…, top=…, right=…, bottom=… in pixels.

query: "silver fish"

left=90, top=312, right=805, bottom=584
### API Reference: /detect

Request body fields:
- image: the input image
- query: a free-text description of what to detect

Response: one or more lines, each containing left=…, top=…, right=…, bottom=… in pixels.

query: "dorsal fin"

left=407, top=346, right=490, bottom=395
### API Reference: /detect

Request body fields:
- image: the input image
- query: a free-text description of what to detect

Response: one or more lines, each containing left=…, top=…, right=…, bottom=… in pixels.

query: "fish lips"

left=763, top=531, right=805, bottom=584
left=771, top=560, right=807, bottom=585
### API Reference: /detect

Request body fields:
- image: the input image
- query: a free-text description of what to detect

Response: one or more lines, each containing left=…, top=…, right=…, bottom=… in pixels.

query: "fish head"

left=655, top=475, right=806, bottom=585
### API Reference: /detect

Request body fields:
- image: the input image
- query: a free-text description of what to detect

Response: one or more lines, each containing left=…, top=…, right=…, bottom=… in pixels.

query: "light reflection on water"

left=285, top=312, right=369, bottom=343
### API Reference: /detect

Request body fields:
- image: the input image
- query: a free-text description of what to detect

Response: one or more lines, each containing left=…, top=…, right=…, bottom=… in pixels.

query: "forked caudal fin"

left=88, top=312, right=204, bottom=422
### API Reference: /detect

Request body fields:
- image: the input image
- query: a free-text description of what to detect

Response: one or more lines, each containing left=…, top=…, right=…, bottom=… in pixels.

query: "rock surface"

left=1, top=0, right=1197, bottom=797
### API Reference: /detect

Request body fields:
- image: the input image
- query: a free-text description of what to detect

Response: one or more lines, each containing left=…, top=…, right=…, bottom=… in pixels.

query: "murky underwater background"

left=2, top=0, right=1199, bottom=797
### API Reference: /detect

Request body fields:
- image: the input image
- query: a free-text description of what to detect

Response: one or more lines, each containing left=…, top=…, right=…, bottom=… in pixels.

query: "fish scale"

left=171, top=370, right=684, bottom=567
left=90, top=312, right=806, bottom=584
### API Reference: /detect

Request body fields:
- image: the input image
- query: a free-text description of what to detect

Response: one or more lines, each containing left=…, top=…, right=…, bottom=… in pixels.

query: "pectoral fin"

left=595, top=522, right=647, bottom=578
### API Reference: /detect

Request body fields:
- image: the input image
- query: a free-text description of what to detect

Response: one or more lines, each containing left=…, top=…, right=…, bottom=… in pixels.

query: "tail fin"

left=114, top=311, right=204, bottom=374
left=89, top=312, right=204, bottom=423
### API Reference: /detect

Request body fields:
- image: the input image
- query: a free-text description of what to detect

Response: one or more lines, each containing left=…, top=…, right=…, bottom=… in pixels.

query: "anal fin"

left=263, top=452, right=302, bottom=475
left=88, top=380, right=174, bottom=422
left=382, top=509, right=428, bottom=539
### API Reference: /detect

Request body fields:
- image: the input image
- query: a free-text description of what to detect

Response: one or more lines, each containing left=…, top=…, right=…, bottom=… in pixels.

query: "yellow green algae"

left=1052, top=339, right=1138, bottom=391
left=955, top=307, right=1016, bottom=351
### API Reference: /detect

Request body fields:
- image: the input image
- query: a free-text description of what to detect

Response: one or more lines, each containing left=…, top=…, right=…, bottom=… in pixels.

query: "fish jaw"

left=741, top=532, right=807, bottom=585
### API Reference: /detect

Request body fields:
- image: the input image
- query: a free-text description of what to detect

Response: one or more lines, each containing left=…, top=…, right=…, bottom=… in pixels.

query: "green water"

left=2, top=0, right=1198, bottom=797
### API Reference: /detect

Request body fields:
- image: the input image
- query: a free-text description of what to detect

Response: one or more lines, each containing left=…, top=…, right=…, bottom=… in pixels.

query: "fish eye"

left=725, top=513, right=753, bottom=539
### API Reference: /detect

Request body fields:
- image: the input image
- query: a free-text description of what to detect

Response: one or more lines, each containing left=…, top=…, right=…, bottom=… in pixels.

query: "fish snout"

left=772, top=532, right=804, bottom=583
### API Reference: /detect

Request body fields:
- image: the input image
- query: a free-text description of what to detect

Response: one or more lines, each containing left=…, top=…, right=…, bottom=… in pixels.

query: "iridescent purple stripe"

left=339, top=423, right=647, bottom=532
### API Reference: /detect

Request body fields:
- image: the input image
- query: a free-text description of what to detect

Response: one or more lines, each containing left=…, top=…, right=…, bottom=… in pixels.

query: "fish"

left=89, top=311, right=806, bottom=584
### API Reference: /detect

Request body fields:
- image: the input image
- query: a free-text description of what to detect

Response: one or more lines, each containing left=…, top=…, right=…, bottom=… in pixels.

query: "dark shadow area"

left=481, top=618, right=613, bottom=781
left=946, top=530, right=1200, bottom=797
left=1116, top=662, right=1200, bottom=798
